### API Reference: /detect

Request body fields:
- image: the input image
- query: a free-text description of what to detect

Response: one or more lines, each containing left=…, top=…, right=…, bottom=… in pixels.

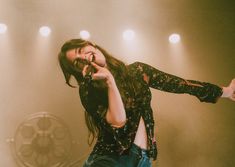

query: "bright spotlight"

left=169, top=33, right=181, bottom=44
left=39, top=26, right=51, bottom=37
left=80, top=30, right=90, bottom=40
left=0, top=23, right=7, bottom=34
left=123, top=29, right=135, bottom=41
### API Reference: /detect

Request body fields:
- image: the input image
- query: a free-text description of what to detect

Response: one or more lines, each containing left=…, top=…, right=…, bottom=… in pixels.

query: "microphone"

left=84, top=54, right=96, bottom=83
left=73, top=54, right=96, bottom=83
left=84, top=64, right=95, bottom=83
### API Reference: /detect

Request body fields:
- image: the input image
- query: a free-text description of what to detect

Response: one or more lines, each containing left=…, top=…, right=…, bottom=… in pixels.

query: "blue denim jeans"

left=83, top=143, right=152, bottom=167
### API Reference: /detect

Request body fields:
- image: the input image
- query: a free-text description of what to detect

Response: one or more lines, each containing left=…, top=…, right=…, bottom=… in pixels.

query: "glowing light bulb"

left=123, top=29, right=135, bottom=41
left=39, top=26, right=51, bottom=37
left=169, top=33, right=181, bottom=44
left=80, top=30, right=90, bottom=40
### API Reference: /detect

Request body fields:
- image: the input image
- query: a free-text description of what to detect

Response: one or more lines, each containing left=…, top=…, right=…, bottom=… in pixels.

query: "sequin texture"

left=79, top=62, right=223, bottom=160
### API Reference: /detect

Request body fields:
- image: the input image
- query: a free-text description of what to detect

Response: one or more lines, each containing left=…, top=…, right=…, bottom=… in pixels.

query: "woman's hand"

left=222, top=78, right=235, bottom=101
left=90, top=62, right=115, bottom=87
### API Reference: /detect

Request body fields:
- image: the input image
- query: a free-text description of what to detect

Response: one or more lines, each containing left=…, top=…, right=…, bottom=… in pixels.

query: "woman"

left=58, top=38, right=235, bottom=167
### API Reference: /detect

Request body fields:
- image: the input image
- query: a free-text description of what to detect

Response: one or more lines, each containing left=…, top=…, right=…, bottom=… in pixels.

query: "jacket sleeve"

left=131, top=62, right=223, bottom=103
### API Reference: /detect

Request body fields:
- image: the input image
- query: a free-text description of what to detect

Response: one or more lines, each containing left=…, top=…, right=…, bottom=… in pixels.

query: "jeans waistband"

left=131, top=143, right=149, bottom=158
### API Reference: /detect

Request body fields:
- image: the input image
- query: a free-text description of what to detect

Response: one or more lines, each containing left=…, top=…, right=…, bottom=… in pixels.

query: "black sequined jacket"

left=79, top=62, right=223, bottom=160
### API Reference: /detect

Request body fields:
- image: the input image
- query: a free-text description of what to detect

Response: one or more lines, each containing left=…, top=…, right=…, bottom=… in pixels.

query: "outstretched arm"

left=131, top=62, right=227, bottom=103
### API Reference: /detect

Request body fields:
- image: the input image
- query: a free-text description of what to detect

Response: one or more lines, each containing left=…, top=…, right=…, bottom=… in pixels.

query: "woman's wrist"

left=221, top=86, right=233, bottom=98
left=106, top=73, right=116, bottom=87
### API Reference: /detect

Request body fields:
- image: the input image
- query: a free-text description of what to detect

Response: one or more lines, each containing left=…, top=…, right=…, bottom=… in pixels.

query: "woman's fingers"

left=229, top=79, right=235, bottom=101
left=230, top=78, right=235, bottom=90
left=90, top=62, right=104, bottom=80
left=232, top=92, right=235, bottom=101
left=91, top=62, right=101, bottom=70
left=92, top=73, right=107, bottom=80
left=89, top=62, right=112, bottom=81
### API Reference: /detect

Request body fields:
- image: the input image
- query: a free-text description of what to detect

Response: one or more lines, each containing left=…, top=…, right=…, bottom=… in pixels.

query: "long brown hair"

left=58, top=39, right=134, bottom=145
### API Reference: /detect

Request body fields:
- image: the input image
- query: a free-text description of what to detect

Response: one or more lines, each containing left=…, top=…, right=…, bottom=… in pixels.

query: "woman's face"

left=66, top=45, right=106, bottom=67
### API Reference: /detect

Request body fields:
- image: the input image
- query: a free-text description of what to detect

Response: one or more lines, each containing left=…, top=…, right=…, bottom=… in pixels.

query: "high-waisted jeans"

left=83, top=143, right=152, bottom=167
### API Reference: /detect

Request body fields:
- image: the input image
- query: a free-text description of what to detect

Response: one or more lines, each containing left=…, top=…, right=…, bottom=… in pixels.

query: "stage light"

left=80, top=30, right=90, bottom=40
left=0, top=23, right=7, bottom=34
left=39, top=26, right=51, bottom=37
left=169, top=33, right=181, bottom=44
left=123, top=29, right=135, bottom=41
